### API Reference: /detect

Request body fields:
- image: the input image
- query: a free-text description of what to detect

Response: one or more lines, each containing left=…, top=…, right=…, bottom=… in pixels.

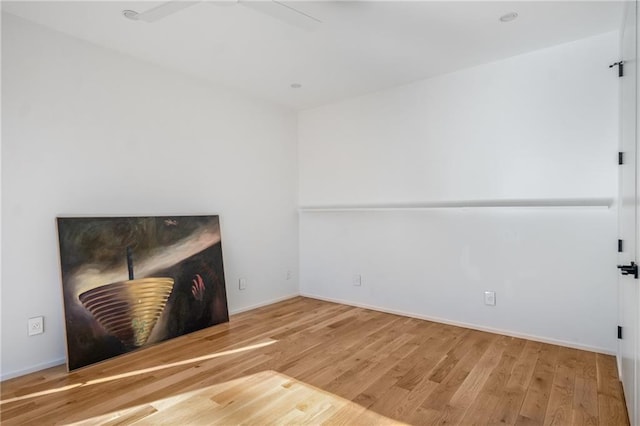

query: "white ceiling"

left=2, top=1, right=624, bottom=110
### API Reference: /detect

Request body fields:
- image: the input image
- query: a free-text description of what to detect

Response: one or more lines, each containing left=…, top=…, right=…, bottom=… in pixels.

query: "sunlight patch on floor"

left=0, top=340, right=277, bottom=405
left=69, top=370, right=407, bottom=425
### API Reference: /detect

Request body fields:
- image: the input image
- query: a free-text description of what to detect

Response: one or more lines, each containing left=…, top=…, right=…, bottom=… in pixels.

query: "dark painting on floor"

left=57, top=215, right=228, bottom=371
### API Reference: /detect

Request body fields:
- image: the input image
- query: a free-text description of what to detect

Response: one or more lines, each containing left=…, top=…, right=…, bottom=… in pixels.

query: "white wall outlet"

left=484, top=291, right=496, bottom=306
left=239, top=278, right=247, bottom=290
left=28, top=316, right=44, bottom=336
left=286, top=270, right=292, bottom=280
left=352, top=274, right=362, bottom=286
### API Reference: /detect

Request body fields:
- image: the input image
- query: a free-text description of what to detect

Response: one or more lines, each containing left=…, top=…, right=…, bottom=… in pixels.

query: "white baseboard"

left=229, top=293, right=300, bottom=316
left=2, top=291, right=613, bottom=381
left=1, top=357, right=66, bottom=382
left=300, top=292, right=616, bottom=356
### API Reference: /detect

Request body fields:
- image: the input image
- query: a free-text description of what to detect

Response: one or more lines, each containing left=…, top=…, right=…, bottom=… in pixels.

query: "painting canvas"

left=57, top=215, right=228, bottom=371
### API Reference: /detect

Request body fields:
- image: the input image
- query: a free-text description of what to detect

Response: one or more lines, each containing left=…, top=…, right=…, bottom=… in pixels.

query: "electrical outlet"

left=484, top=291, right=496, bottom=306
left=286, top=270, right=292, bottom=280
left=352, top=274, right=362, bottom=286
left=28, top=316, right=44, bottom=336
left=239, top=278, right=247, bottom=290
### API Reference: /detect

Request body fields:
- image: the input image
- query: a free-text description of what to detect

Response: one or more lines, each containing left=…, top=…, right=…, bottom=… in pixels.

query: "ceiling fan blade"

left=132, top=1, right=201, bottom=23
left=239, top=1, right=322, bottom=30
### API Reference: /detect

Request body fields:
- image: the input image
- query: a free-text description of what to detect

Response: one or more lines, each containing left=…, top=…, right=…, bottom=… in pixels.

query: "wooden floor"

left=0, top=297, right=629, bottom=425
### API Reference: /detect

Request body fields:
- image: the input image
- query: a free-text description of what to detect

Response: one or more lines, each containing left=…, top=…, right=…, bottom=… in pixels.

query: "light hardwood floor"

left=0, top=297, right=629, bottom=425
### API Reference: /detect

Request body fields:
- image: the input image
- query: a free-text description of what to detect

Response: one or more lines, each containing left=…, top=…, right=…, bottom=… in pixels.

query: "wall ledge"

left=299, top=198, right=614, bottom=212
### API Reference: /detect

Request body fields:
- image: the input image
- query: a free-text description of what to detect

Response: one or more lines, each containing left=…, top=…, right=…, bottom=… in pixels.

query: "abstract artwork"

left=57, top=216, right=228, bottom=370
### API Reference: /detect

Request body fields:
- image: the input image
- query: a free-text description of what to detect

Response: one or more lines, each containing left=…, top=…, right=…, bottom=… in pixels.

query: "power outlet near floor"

left=239, top=278, right=247, bottom=291
left=352, top=274, right=362, bottom=286
left=484, top=291, right=496, bottom=306
left=28, top=316, right=44, bottom=336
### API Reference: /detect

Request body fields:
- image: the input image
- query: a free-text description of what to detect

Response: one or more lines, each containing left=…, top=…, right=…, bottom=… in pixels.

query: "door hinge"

left=610, top=61, right=624, bottom=77
left=619, top=152, right=624, bottom=165
left=617, top=261, right=638, bottom=278
left=618, top=326, right=623, bottom=339
left=618, top=239, right=623, bottom=252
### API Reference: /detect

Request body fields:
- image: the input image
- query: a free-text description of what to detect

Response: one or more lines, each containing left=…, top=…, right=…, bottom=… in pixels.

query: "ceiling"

left=2, top=1, right=624, bottom=110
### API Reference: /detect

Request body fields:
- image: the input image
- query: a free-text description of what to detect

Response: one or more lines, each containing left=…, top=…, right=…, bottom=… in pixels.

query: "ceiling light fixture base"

left=122, top=10, right=140, bottom=21
left=499, top=12, right=518, bottom=22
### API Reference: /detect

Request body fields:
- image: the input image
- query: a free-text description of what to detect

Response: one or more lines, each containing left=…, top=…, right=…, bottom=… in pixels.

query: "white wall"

left=1, top=13, right=299, bottom=379
left=299, top=33, right=618, bottom=207
left=0, top=13, right=621, bottom=381
left=299, top=32, right=620, bottom=353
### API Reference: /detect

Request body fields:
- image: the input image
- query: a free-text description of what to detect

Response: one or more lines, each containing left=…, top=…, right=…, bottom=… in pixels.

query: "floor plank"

left=0, top=297, right=629, bottom=425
